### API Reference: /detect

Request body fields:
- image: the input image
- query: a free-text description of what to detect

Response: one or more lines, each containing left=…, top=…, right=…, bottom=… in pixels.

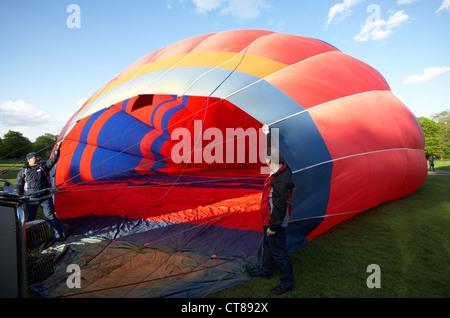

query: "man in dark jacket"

left=16, top=141, right=67, bottom=241
left=252, top=125, right=295, bottom=295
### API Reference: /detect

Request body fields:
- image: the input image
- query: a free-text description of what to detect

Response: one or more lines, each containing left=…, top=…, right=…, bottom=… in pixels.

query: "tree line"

left=0, top=110, right=448, bottom=161
left=418, top=110, right=450, bottom=159
left=0, top=131, right=58, bottom=160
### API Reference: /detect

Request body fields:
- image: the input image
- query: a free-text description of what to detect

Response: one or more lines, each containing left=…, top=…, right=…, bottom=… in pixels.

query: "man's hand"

left=267, top=228, right=276, bottom=236
left=55, top=141, right=62, bottom=150
left=262, top=124, right=270, bottom=135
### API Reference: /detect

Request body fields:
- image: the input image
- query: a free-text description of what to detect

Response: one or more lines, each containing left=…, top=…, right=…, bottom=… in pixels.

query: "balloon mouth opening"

left=55, top=94, right=268, bottom=230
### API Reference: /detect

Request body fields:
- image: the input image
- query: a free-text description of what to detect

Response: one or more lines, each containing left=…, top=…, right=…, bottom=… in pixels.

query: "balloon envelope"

left=49, top=29, right=426, bottom=297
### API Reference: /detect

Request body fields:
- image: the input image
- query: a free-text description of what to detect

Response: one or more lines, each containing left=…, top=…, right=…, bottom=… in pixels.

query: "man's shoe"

left=249, top=270, right=271, bottom=279
left=271, top=285, right=292, bottom=295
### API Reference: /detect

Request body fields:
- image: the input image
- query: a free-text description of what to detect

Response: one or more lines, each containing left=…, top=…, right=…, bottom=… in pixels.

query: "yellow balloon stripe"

left=81, top=52, right=288, bottom=113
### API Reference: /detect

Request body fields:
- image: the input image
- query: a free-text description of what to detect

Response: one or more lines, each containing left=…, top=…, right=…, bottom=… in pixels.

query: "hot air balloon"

left=39, top=29, right=426, bottom=297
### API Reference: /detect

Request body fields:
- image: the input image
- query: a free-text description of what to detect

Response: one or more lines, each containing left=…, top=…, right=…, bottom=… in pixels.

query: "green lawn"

left=0, top=159, right=24, bottom=184
left=210, top=160, right=450, bottom=298
left=430, top=159, right=450, bottom=172
left=2, top=160, right=449, bottom=298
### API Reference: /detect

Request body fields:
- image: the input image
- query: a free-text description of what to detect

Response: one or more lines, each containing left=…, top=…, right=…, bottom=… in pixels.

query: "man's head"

left=26, top=152, right=40, bottom=166
left=265, top=146, right=284, bottom=169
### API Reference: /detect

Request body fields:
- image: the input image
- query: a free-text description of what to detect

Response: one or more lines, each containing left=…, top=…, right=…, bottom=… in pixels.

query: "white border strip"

left=292, top=147, right=424, bottom=174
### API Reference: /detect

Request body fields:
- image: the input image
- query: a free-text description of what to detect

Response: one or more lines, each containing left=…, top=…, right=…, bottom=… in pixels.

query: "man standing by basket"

left=16, top=141, right=67, bottom=241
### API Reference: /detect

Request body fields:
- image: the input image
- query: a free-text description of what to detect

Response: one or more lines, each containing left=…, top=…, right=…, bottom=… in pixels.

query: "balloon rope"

left=54, top=97, right=221, bottom=189
left=222, top=50, right=335, bottom=101
left=31, top=41, right=262, bottom=297
left=131, top=96, right=242, bottom=218
left=0, top=142, right=58, bottom=174
left=56, top=175, right=264, bottom=194
left=56, top=33, right=254, bottom=187
left=56, top=46, right=252, bottom=199
left=31, top=200, right=260, bottom=296
left=55, top=32, right=260, bottom=191
left=57, top=120, right=262, bottom=193
left=292, top=147, right=426, bottom=175
left=58, top=245, right=259, bottom=298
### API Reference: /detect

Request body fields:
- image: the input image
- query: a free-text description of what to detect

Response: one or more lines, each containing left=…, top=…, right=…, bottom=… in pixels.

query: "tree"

left=431, top=110, right=450, bottom=134
left=443, top=140, right=450, bottom=158
left=0, top=130, right=33, bottom=159
left=33, top=133, right=58, bottom=158
left=431, top=110, right=450, bottom=158
left=417, top=117, right=444, bottom=157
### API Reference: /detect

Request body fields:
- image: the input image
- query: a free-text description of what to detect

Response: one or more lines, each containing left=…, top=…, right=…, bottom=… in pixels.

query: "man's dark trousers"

left=261, top=226, right=294, bottom=291
left=25, top=197, right=66, bottom=237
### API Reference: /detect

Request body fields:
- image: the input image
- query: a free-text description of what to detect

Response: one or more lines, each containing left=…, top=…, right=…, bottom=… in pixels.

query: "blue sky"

left=1, top=0, right=449, bottom=141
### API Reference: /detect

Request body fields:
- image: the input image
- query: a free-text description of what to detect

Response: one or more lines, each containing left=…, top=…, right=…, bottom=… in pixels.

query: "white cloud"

left=397, top=0, right=417, bottom=4
left=403, top=66, right=450, bottom=84
left=0, top=100, right=56, bottom=126
left=191, top=0, right=225, bottom=13
left=0, top=100, right=60, bottom=140
left=191, top=0, right=269, bottom=19
left=326, top=0, right=364, bottom=26
left=353, top=10, right=409, bottom=41
left=436, top=0, right=450, bottom=13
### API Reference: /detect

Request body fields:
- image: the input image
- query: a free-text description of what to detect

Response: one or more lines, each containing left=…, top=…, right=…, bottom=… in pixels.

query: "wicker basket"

left=25, top=219, right=49, bottom=250
left=26, top=253, right=55, bottom=285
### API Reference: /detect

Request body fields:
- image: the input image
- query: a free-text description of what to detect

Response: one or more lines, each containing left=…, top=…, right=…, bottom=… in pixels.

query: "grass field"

left=0, top=159, right=24, bottom=184
left=1, top=160, right=449, bottom=298
left=210, top=160, right=450, bottom=298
